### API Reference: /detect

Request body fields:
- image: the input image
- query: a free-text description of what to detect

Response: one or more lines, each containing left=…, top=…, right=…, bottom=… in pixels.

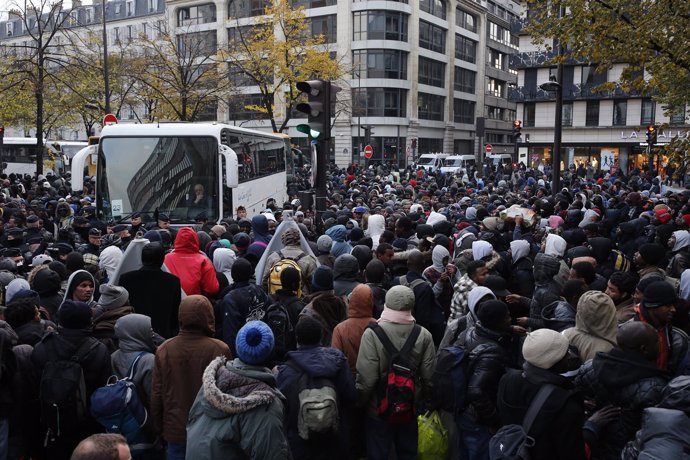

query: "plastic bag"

left=418, top=411, right=449, bottom=460
left=500, top=205, right=537, bottom=228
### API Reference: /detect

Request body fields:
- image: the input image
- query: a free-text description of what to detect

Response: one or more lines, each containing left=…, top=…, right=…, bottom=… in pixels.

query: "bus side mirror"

left=220, top=145, right=238, bottom=188
left=70, top=145, right=97, bottom=192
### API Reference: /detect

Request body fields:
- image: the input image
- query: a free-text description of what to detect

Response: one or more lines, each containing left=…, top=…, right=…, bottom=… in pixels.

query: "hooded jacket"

left=367, top=214, right=386, bottom=250
left=111, top=314, right=157, bottom=403
left=528, top=253, right=562, bottom=330
left=667, top=230, right=690, bottom=278
left=29, top=265, right=63, bottom=319
left=563, top=291, right=618, bottom=361
left=277, top=346, right=356, bottom=459
left=509, top=240, right=535, bottom=298
left=300, top=290, right=348, bottom=347
left=331, top=284, right=376, bottom=376
left=575, top=347, right=669, bottom=460
left=99, top=246, right=123, bottom=281
left=326, top=225, right=352, bottom=258
left=333, top=253, right=361, bottom=297
left=213, top=248, right=236, bottom=285
left=164, top=227, right=219, bottom=297
left=151, top=295, right=232, bottom=444
left=544, top=234, right=570, bottom=288
left=62, top=269, right=97, bottom=308
left=251, top=215, right=272, bottom=245
left=186, top=357, right=290, bottom=460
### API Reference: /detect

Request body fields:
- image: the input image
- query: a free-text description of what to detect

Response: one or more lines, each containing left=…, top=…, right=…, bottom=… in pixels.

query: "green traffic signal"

left=296, top=124, right=321, bottom=139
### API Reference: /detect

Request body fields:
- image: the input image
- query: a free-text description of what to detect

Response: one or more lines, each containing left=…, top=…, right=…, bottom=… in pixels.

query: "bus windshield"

left=97, top=136, right=219, bottom=223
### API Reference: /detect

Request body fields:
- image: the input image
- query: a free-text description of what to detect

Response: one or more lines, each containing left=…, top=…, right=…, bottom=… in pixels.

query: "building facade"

left=510, top=12, right=689, bottom=174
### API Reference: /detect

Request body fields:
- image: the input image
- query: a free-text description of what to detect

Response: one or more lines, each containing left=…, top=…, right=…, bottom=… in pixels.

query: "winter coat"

left=62, top=269, right=97, bottom=308
left=111, top=314, right=157, bottom=404
left=151, top=295, right=232, bottom=444
left=30, top=266, right=63, bottom=319
left=541, top=300, right=576, bottom=332
left=632, top=304, right=690, bottom=375
left=366, top=214, right=386, bottom=250
left=186, top=357, right=290, bottom=460
left=331, top=284, right=376, bottom=376
left=300, top=290, right=347, bottom=347
left=563, top=293, right=618, bottom=361
left=575, top=347, right=669, bottom=460
left=0, top=321, right=18, bottom=418
left=326, top=225, right=352, bottom=258
left=498, top=363, right=587, bottom=460
left=395, top=271, right=445, bottom=346
left=92, top=305, right=135, bottom=353
left=355, top=321, right=436, bottom=418
left=528, top=253, right=562, bottom=330
left=220, top=282, right=269, bottom=355
left=164, top=227, right=219, bottom=297
left=509, top=257, right=535, bottom=299
left=459, top=323, right=517, bottom=429
left=213, top=248, right=236, bottom=285
left=450, top=274, right=477, bottom=321
left=333, top=254, right=362, bottom=297
left=119, top=266, right=182, bottom=339
left=277, top=346, right=356, bottom=460
left=13, top=320, right=51, bottom=346
left=251, top=214, right=272, bottom=245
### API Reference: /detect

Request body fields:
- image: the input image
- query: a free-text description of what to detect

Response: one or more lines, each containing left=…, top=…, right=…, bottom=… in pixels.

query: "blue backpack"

left=90, top=352, right=154, bottom=454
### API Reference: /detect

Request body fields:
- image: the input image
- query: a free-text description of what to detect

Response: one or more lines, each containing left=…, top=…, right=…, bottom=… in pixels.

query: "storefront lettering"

left=621, top=130, right=690, bottom=140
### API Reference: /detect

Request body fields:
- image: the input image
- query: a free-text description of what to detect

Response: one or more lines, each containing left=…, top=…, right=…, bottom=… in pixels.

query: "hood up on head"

left=510, top=239, right=530, bottom=264
left=114, top=313, right=156, bottom=353
left=544, top=233, right=567, bottom=257
left=178, top=294, right=216, bottom=336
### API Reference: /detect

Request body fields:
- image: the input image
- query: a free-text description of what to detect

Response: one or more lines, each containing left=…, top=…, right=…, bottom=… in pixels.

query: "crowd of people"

left=1, top=160, right=690, bottom=460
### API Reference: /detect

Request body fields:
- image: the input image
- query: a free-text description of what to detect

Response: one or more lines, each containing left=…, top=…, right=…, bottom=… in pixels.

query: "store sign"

left=620, top=130, right=690, bottom=140
left=600, top=150, right=615, bottom=171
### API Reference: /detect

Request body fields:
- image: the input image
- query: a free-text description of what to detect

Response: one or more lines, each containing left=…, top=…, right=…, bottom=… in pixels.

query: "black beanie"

left=311, top=266, right=334, bottom=292
left=32, top=268, right=61, bottom=296
left=58, top=300, right=93, bottom=329
left=476, top=300, right=509, bottom=330
left=295, top=316, right=323, bottom=345
left=638, top=243, right=666, bottom=266
left=141, top=242, right=165, bottom=268
left=231, top=258, right=252, bottom=283
left=280, top=266, right=301, bottom=293
left=643, top=281, right=677, bottom=309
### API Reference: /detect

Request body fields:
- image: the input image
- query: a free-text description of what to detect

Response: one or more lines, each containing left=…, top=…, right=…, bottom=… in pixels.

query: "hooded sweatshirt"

left=333, top=254, right=361, bottom=297
left=681, top=269, right=690, bottom=301
left=563, top=291, right=618, bottom=361
left=472, top=240, right=493, bottom=261
left=672, top=230, right=690, bottom=252
left=545, top=233, right=567, bottom=257
left=326, top=225, right=351, bottom=258
left=366, top=214, right=386, bottom=250
left=99, top=246, right=123, bottom=281
left=251, top=214, right=272, bottom=245
left=111, top=313, right=157, bottom=402
left=510, top=239, right=530, bottom=264
left=332, top=284, right=376, bottom=376
left=213, top=248, right=236, bottom=284
left=62, top=269, right=96, bottom=307
left=164, top=227, right=219, bottom=297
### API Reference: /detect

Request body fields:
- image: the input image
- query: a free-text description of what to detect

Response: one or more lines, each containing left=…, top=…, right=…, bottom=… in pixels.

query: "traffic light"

left=296, top=80, right=332, bottom=141
left=0, top=126, right=4, bottom=147
left=646, top=125, right=657, bottom=145
left=512, top=120, right=522, bottom=141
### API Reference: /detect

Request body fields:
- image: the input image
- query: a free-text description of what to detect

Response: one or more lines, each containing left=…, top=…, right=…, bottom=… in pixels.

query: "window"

left=455, top=35, right=476, bottom=63
left=353, top=11, right=409, bottom=42
left=456, top=9, right=477, bottom=32
left=352, top=88, right=407, bottom=117
left=485, top=132, right=504, bottom=144
left=292, top=0, right=337, bottom=7
left=454, top=98, right=474, bottom=124
left=612, top=100, right=627, bottom=126
left=418, top=57, right=445, bottom=88
left=127, top=25, right=134, bottom=42
left=148, top=0, right=158, bottom=12
left=228, top=25, right=269, bottom=45
left=419, top=20, right=446, bottom=53
left=523, top=103, right=535, bottom=127
left=177, top=4, right=217, bottom=25
left=113, top=27, right=120, bottom=44
left=586, top=100, right=600, bottom=126
left=309, top=15, right=336, bottom=43
left=454, top=66, right=475, bottom=93
left=489, top=22, right=509, bottom=44
left=228, top=0, right=270, bottom=18
left=419, top=93, right=445, bottom=121
left=562, top=102, right=573, bottom=127
left=353, top=49, right=408, bottom=80
left=229, top=64, right=262, bottom=86
left=126, top=1, right=133, bottom=16
left=229, top=93, right=273, bottom=120
left=641, top=99, right=655, bottom=125
left=5, top=23, right=12, bottom=36
left=420, top=0, right=446, bottom=20
left=670, top=106, right=686, bottom=125
left=85, top=8, right=93, bottom=22
left=486, top=78, right=505, bottom=98
left=178, top=31, right=218, bottom=55
left=488, top=48, right=506, bottom=70
left=115, top=4, right=121, bottom=14
left=581, top=65, right=607, bottom=87
left=486, top=106, right=515, bottom=122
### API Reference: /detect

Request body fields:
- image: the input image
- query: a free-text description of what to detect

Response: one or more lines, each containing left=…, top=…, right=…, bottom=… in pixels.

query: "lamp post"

left=101, top=0, right=111, bottom=114
left=540, top=65, right=564, bottom=194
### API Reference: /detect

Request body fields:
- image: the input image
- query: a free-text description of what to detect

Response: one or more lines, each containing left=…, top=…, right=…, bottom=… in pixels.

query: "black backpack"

left=40, top=338, right=99, bottom=439
left=264, top=297, right=299, bottom=361
left=370, top=323, right=421, bottom=424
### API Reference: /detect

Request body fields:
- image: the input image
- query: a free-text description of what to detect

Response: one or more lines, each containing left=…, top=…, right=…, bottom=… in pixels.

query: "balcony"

left=509, top=50, right=582, bottom=69
left=508, top=82, right=648, bottom=103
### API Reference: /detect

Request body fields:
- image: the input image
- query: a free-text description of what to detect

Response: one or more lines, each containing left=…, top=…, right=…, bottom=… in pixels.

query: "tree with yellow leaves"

left=222, top=0, right=346, bottom=133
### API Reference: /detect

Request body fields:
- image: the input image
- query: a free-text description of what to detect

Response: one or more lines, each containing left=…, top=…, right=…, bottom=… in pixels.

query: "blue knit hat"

left=235, top=321, right=274, bottom=365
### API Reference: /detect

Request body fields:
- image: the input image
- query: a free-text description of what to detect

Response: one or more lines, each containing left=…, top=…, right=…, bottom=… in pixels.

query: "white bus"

left=70, top=123, right=291, bottom=224
left=0, top=138, right=80, bottom=176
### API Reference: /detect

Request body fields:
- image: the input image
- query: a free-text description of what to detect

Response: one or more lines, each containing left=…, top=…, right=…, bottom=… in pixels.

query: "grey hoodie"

left=111, top=313, right=156, bottom=403
left=333, top=254, right=361, bottom=297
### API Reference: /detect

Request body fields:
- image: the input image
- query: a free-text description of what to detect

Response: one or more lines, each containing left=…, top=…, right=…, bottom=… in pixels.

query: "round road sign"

left=364, top=144, right=374, bottom=159
left=485, top=144, right=493, bottom=153
left=103, top=114, right=118, bottom=125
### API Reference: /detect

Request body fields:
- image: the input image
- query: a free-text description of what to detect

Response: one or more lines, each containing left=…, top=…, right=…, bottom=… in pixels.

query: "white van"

left=486, top=154, right=513, bottom=168
left=440, top=155, right=476, bottom=175
left=415, top=153, right=449, bottom=173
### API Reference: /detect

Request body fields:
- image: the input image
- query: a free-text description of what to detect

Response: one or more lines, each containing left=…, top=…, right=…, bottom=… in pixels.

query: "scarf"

left=378, top=306, right=415, bottom=325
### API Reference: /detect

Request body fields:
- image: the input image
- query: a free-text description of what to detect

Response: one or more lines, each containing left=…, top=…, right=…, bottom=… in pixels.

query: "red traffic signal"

left=646, top=125, right=657, bottom=145
left=513, top=120, right=522, bottom=129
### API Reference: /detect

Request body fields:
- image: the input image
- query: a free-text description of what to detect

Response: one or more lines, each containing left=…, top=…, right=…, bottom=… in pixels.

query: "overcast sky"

left=1, top=0, right=77, bottom=19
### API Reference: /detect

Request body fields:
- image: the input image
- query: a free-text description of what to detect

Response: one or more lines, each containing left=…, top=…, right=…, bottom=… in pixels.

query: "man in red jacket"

left=164, top=227, right=219, bottom=297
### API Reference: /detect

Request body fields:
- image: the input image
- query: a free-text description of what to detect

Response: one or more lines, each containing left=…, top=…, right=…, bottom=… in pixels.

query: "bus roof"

left=99, top=122, right=285, bottom=140
left=3, top=137, right=38, bottom=144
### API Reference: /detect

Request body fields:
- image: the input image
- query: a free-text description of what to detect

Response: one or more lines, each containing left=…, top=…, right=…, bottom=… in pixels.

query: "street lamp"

left=101, top=0, right=111, bottom=114
left=539, top=67, right=564, bottom=194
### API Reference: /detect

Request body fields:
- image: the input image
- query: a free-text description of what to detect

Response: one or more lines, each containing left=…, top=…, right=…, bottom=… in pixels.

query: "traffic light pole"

left=315, top=140, right=328, bottom=233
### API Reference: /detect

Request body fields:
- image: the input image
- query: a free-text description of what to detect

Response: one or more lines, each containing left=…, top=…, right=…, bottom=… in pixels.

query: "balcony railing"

left=508, top=83, right=649, bottom=103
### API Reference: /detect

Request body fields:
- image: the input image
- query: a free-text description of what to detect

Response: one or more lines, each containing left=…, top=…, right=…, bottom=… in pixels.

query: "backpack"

left=489, top=384, right=556, bottom=460
left=264, top=297, right=299, bottom=361
left=268, top=250, right=305, bottom=297
left=244, top=284, right=269, bottom=323
left=90, top=352, right=154, bottom=454
left=431, top=345, right=469, bottom=413
left=399, top=275, right=428, bottom=291
left=287, top=360, right=339, bottom=440
left=39, top=338, right=99, bottom=438
left=370, top=323, right=421, bottom=424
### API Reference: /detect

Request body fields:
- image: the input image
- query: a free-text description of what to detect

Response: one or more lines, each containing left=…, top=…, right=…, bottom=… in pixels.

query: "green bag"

left=418, top=411, right=449, bottom=460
